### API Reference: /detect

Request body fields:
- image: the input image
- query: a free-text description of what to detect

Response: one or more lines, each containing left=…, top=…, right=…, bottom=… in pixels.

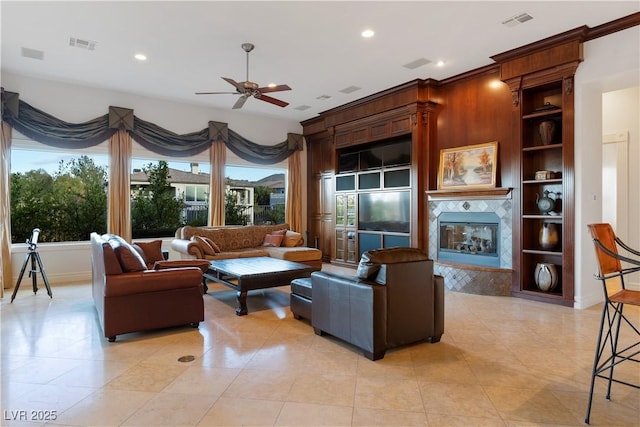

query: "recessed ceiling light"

left=436, top=60, right=445, bottom=67
left=134, top=53, right=147, bottom=61
left=361, top=29, right=375, bottom=38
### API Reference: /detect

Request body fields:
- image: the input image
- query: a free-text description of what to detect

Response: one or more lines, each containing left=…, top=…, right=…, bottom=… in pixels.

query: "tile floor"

left=1, top=264, right=639, bottom=426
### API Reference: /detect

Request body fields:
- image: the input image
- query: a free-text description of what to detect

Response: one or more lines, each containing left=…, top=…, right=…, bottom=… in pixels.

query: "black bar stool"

left=585, top=223, right=640, bottom=424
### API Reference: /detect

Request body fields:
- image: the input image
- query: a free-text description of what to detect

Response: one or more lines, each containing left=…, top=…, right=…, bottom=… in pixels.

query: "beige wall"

left=574, top=26, right=640, bottom=308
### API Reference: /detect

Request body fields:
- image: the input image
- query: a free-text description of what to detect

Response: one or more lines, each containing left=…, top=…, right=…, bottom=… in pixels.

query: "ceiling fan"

left=195, top=43, right=291, bottom=109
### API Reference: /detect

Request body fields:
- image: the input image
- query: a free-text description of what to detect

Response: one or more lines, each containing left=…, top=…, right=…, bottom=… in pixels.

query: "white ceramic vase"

left=534, top=263, right=558, bottom=292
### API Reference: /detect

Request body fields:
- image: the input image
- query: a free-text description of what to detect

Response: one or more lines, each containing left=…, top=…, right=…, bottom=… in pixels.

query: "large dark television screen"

left=358, top=191, right=410, bottom=233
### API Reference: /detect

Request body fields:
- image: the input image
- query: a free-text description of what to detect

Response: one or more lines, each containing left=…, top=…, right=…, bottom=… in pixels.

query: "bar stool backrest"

left=587, top=223, right=622, bottom=276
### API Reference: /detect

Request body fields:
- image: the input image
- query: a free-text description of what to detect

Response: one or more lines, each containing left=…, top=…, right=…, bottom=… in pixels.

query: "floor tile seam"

left=483, top=383, right=589, bottom=426
left=169, top=363, right=243, bottom=397
left=52, top=385, right=155, bottom=426
left=120, top=390, right=220, bottom=427
left=272, top=401, right=354, bottom=427
left=476, top=382, right=520, bottom=426
left=423, top=412, right=508, bottom=425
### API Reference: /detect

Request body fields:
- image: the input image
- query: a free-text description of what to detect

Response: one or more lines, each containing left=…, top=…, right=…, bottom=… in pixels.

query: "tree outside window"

left=10, top=155, right=108, bottom=243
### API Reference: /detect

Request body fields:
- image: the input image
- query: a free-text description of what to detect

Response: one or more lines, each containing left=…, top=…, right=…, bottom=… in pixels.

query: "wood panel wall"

left=434, top=66, right=515, bottom=190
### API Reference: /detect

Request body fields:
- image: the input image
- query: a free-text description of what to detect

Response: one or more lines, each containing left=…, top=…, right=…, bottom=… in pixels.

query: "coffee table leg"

left=236, top=291, right=248, bottom=316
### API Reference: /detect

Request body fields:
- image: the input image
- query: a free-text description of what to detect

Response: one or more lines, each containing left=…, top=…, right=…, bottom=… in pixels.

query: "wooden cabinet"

left=305, top=134, right=334, bottom=262
left=334, top=193, right=357, bottom=264
left=512, top=77, right=576, bottom=306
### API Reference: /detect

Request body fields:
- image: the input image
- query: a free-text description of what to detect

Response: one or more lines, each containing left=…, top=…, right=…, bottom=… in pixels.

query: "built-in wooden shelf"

left=426, top=187, right=512, bottom=200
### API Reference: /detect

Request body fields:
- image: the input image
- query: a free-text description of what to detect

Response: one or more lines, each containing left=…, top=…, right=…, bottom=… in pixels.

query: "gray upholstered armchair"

left=310, top=247, right=444, bottom=360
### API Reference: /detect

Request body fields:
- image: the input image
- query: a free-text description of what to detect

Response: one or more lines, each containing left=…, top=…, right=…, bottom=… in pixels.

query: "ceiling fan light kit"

left=196, top=43, right=291, bottom=109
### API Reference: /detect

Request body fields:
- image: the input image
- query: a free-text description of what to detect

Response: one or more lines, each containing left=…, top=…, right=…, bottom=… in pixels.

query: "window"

left=225, top=165, right=287, bottom=225
left=10, top=137, right=109, bottom=243
left=184, top=185, right=208, bottom=202
left=130, top=157, right=211, bottom=237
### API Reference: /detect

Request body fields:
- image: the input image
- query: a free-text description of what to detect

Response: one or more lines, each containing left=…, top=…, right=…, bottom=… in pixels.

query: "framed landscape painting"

left=438, top=141, right=498, bottom=190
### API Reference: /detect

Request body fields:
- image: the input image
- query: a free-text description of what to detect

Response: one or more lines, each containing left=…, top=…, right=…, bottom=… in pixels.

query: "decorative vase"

left=539, top=120, right=556, bottom=145
left=534, top=263, right=558, bottom=292
left=536, top=190, right=556, bottom=214
left=539, top=222, right=559, bottom=250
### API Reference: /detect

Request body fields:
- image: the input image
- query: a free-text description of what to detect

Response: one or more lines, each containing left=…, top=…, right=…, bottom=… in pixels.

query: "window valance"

left=0, top=89, right=302, bottom=163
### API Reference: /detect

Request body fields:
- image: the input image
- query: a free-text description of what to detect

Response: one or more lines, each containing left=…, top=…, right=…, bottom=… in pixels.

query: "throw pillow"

left=262, top=233, right=284, bottom=247
left=271, top=229, right=287, bottom=236
left=356, top=252, right=381, bottom=280
left=191, top=235, right=216, bottom=256
left=201, top=236, right=221, bottom=253
left=104, top=235, right=147, bottom=272
left=133, top=240, right=165, bottom=265
left=283, top=230, right=303, bottom=247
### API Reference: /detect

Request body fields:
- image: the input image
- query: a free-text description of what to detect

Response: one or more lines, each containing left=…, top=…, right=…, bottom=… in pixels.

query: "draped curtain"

left=1, top=93, right=300, bottom=164
left=286, top=150, right=302, bottom=233
left=209, top=139, right=226, bottom=226
left=1, top=90, right=302, bottom=250
left=1, top=122, right=11, bottom=293
left=108, top=130, right=132, bottom=241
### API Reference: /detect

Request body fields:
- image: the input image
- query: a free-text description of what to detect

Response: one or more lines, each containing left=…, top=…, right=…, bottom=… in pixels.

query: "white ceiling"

left=2, top=1, right=638, bottom=123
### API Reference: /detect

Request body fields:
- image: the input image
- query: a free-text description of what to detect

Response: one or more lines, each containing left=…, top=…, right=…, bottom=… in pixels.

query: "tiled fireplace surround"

left=428, top=194, right=513, bottom=296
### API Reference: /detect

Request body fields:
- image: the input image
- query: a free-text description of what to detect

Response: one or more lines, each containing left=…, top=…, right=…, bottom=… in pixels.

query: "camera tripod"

left=11, top=236, right=52, bottom=303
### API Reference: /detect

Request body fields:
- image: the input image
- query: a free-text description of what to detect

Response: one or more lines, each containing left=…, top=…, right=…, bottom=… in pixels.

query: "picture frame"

left=438, top=141, right=498, bottom=190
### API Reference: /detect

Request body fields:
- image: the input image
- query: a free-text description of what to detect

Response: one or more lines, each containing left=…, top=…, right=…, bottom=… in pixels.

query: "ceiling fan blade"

left=195, top=91, right=239, bottom=95
left=256, top=94, right=289, bottom=108
left=233, top=95, right=249, bottom=109
left=222, top=77, right=244, bottom=92
left=257, top=84, right=292, bottom=93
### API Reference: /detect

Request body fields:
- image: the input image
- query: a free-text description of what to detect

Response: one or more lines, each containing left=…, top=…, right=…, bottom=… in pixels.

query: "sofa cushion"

left=192, top=235, right=216, bottom=255
left=133, top=240, right=165, bottom=266
left=263, top=233, right=284, bottom=247
left=201, top=236, right=221, bottom=253
left=283, top=230, right=303, bottom=247
left=103, top=234, right=147, bottom=272
left=263, top=246, right=322, bottom=263
left=357, top=251, right=381, bottom=280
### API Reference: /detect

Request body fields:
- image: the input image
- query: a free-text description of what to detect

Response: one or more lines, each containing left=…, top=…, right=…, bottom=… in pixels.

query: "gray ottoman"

left=290, top=277, right=313, bottom=321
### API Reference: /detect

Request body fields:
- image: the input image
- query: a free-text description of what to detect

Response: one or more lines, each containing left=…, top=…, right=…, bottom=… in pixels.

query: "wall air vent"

left=502, top=12, right=533, bottom=28
left=69, top=37, right=97, bottom=51
left=21, top=47, right=44, bottom=60
left=403, top=58, right=431, bottom=70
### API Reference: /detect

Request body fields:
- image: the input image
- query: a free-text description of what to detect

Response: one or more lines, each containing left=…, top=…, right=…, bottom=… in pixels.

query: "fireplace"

left=438, top=212, right=500, bottom=267
left=428, top=193, right=512, bottom=296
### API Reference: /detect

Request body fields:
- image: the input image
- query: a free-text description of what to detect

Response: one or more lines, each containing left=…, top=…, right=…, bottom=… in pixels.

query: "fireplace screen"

left=438, top=219, right=499, bottom=267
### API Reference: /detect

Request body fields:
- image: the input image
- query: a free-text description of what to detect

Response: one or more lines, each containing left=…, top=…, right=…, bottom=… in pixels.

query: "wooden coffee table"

left=204, top=257, right=317, bottom=315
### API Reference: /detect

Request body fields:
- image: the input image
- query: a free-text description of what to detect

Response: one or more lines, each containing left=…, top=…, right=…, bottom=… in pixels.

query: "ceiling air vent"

left=69, top=37, right=97, bottom=51
left=316, top=95, right=331, bottom=100
left=502, top=12, right=533, bottom=28
left=339, top=86, right=361, bottom=94
left=21, top=47, right=44, bottom=60
left=294, top=105, right=312, bottom=111
left=403, top=58, right=431, bottom=70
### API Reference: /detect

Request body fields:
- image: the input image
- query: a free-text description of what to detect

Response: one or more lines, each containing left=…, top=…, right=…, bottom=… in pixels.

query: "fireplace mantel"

left=426, top=187, right=512, bottom=200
